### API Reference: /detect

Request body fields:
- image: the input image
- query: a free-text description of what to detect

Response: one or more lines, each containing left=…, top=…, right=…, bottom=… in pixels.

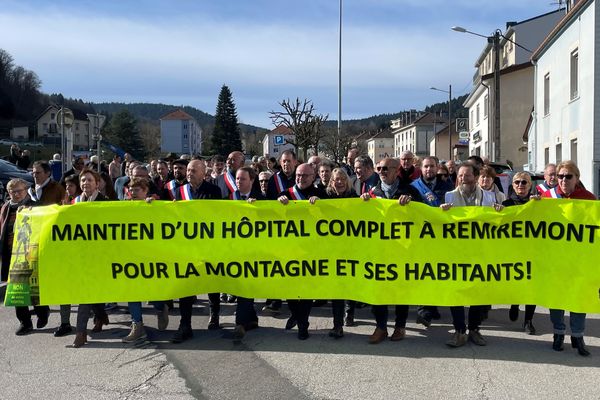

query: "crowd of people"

left=0, top=147, right=594, bottom=356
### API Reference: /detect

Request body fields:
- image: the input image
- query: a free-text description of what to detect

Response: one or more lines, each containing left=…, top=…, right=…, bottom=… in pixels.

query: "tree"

left=139, top=121, right=161, bottom=158
left=103, top=109, right=145, bottom=160
left=320, top=126, right=356, bottom=164
left=269, top=98, right=328, bottom=161
left=210, top=85, right=242, bottom=155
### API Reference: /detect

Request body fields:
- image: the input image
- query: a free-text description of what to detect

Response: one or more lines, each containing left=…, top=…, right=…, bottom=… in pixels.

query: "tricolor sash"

left=274, top=172, right=286, bottom=194
left=288, top=185, right=306, bottom=200
left=548, top=187, right=562, bottom=198
left=166, top=180, right=179, bottom=200
left=178, top=184, right=194, bottom=200
left=224, top=170, right=238, bottom=199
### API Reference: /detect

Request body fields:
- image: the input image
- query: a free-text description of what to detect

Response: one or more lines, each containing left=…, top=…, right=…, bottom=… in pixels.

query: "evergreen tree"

left=104, top=109, right=146, bottom=160
left=211, top=85, right=242, bottom=155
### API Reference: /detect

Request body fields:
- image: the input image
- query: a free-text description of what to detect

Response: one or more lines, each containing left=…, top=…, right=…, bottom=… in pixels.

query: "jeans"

left=371, top=305, right=408, bottom=330
left=128, top=301, right=165, bottom=323
left=549, top=309, right=586, bottom=337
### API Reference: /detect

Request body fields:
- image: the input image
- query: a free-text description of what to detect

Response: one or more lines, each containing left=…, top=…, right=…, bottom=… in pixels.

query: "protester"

left=541, top=160, right=595, bottom=356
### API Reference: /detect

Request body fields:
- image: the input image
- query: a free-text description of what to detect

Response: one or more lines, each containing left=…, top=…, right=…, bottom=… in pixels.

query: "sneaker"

left=298, top=327, right=309, bottom=340
left=446, top=331, right=467, bottom=347
left=157, top=304, right=169, bottom=331
left=104, top=302, right=118, bottom=311
left=226, top=295, right=237, bottom=303
left=171, top=326, right=194, bottom=343
left=468, top=330, right=487, bottom=346
left=15, top=323, right=33, bottom=336
left=122, top=322, right=147, bottom=343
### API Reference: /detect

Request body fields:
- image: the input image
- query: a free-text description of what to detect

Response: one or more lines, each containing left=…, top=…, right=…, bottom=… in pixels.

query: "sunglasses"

left=557, top=174, right=574, bottom=180
left=376, top=166, right=389, bottom=172
left=513, top=180, right=529, bottom=186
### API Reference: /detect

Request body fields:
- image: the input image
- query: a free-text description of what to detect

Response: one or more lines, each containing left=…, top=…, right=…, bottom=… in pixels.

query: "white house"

left=529, top=0, right=598, bottom=193
left=463, top=9, right=563, bottom=167
left=36, top=105, right=91, bottom=150
left=160, top=109, right=202, bottom=155
left=262, top=125, right=295, bottom=158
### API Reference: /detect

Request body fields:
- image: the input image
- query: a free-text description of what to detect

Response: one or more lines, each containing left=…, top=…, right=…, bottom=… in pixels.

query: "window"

left=544, top=73, right=550, bottom=115
left=75, top=123, right=80, bottom=131
left=570, top=49, right=578, bottom=100
left=470, top=110, right=474, bottom=129
left=556, top=143, right=562, bottom=163
left=50, top=113, right=55, bottom=120
left=570, top=139, right=577, bottom=164
left=544, top=147, right=549, bottom=166
left=484, top=95, right=489, bottom=118
left=476, top=104, right=480, bottom=126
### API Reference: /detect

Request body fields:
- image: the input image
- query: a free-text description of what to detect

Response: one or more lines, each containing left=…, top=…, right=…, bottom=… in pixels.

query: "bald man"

left=171, top=160, right=223, bottom=343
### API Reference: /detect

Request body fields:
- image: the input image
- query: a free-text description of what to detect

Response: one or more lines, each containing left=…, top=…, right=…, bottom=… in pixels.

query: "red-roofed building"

left=160, top=109, right=202, bottom=155
left=262, top=125, right=295, bottom=158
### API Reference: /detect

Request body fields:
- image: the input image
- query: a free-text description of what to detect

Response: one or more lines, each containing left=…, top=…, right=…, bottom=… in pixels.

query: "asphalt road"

left=1, top=295, right=599, bottom=400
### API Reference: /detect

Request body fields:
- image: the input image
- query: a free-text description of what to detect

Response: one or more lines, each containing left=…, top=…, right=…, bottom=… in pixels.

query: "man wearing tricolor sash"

left=171, top=160, right=222, bottom=344
left=162, top=159, right=188, bottom=200
left=276, top=163, right=327, bottom=340
left=536, top=163, right=558, bottom=196
left=266, top=150, right=297, bottom=200
left=215, top=151, right=245, bottom=199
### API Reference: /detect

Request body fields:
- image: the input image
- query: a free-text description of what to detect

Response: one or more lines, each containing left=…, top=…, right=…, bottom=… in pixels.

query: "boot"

left=73, top=331, right=87, bottom=348
left=571, top=336, right=590, bottom=356
left=92, top=314, right=109, bottom=332
left=552, top=334, right=564, bottom=351
left=122, top=322, right=147, bottom=343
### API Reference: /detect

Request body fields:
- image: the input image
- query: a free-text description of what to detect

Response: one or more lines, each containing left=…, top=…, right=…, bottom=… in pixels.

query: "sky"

left=0, top=0, right=562, bottom=128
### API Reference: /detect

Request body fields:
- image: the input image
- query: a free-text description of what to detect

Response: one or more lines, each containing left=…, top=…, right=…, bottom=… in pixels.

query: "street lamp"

left=430, top=85, right=452, bottom=161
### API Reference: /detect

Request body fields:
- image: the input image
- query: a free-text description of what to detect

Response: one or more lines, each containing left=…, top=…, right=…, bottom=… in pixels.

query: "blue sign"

left=274, top=135, right=285, bottom=145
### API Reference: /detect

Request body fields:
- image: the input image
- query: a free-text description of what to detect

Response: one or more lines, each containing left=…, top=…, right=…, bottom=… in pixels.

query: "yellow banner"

left=6, top=198, right=600, bottom=312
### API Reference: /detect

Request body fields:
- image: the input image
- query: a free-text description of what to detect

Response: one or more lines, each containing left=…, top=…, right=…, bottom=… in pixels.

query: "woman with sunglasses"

left=541, top=160, right=595, bottom=356
left=502, top=172, right=539, bottom=335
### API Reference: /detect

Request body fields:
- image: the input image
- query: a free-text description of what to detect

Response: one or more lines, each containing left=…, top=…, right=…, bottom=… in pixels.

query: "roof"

left=532, top=0, right=593, bottom=61
left=36, top=105, right=89, bottom=122
left=160, top=109, right=194, bottom=120
left=367, top=129, right=394, bottom=140
left=269, top=125, right=293, bottom=135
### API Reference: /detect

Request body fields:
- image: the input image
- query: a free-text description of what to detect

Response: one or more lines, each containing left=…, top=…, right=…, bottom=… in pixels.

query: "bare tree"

left=269, top=98, right=328, bottom=160
left=320, top=126, right=356, bottom=164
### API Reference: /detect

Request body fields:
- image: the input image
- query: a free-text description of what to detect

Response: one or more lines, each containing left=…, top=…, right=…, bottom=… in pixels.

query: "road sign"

left=274, top=135, right=285, bottom=145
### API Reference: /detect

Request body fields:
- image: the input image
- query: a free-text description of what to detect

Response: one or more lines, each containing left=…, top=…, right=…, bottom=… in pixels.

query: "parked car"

left=0, top=159, right=35, bottom=202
